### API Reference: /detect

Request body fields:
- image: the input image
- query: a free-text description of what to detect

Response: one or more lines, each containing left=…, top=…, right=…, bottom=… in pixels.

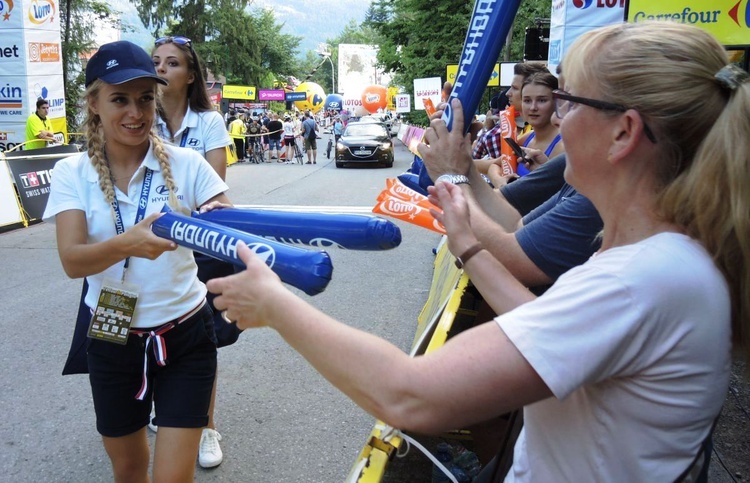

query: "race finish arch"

left=627, top=0, right=750, bottom=71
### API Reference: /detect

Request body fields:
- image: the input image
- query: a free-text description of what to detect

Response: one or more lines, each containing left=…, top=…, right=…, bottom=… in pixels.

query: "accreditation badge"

left=88, top=278, right=140, bottom=345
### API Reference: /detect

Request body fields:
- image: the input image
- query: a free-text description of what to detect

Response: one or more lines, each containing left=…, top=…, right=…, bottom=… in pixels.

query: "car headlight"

left=336, top=143, right=346, bottom=151
left=380, top=142, right=392, bottom=149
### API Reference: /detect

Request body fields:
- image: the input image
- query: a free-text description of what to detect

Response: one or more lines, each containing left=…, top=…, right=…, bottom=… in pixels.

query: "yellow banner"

left=447, top=63, right=500, bottom=87
left=50, top=117, right=67, bottom=145
left=222, top=85, right=257, bottom=100
left=628, top=0, right=750, bottom=46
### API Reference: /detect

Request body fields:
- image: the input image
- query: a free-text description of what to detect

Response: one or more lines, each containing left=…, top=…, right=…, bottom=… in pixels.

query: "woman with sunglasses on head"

left=152, top=36, right=230, bottom=178
left=207, top=22, right=750, bottom=481
left=151, top=35, right=235, bottom=469
left=43, top=41, right=231, bottom=482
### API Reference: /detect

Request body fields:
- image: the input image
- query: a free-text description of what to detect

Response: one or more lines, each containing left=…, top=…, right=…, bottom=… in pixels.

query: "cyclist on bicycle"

left=282, top=114, right=296, bottom=162
left=246, top=117, right=262, bottom=162
left=333, top=116, right=343, bottom=144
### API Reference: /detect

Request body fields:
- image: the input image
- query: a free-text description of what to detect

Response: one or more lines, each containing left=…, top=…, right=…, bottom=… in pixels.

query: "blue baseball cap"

left=85, top=40, right=168, bottom=88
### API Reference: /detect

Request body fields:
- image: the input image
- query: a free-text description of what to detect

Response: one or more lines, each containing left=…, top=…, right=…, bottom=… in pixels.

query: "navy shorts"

left=268, top=138, right=282, bottom=151
left=87, top=303, right=217, bottom=437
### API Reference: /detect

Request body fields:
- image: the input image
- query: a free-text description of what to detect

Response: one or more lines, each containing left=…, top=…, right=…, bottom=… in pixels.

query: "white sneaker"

left=148, top=404, right=158, bottom=432
left=198, top=428, right=223, bottom=468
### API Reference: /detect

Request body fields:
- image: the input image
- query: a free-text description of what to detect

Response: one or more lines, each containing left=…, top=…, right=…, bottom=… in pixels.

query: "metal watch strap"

left=436, top=174, right=470, bottom=185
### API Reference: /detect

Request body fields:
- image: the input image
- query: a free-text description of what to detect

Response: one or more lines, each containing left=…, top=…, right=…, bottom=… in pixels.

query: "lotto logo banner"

left=565, top=0, right=626, bottom=26
left=0, top=0, right=22, bottom=27
left=23, top=0, right=58, bottom=28
left=628, top=0, right=750, bottom=46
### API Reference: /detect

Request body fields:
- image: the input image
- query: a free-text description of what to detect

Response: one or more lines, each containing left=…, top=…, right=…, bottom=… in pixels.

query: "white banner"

left=0, top=160, right=23, bottom=227
left=412, top=77, right=441, bottom=111
left=26, top=29, right=63, bottom=76
left=547, top=0, right=626, bottom=74
left=0, top=0, right=65, bottom=152
left=23, top=0, right=60, bottom=30
left=395, top=94, right=411, bottom=113
left=337, top=44, right=391, bottom=98
left=0, top=75, right=29, bottom=123
left=0, top=122, right=27, bottom=151
left=27, top=74, right=65, bottom=119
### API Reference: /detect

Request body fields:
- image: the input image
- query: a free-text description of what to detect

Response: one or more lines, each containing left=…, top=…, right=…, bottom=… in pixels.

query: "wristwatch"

left=435, top=174, right=470, bottom=186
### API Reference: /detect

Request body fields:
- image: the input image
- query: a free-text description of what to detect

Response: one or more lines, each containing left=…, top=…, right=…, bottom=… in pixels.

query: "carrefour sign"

left=628, top=0, right=750, bottom=46
left=222, top=85, right=256, bottom=100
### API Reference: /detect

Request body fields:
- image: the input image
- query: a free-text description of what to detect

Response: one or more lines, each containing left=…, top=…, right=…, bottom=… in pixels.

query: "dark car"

left=335, top=122, right=394, bottom=168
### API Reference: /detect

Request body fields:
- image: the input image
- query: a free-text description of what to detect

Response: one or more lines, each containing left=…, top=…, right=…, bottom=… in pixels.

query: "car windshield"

left=344, top=124, right=387, bottom=137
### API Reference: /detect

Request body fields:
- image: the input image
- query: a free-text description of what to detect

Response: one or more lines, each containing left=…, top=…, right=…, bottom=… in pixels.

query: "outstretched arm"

left=207, top=243, right=551, bottom=434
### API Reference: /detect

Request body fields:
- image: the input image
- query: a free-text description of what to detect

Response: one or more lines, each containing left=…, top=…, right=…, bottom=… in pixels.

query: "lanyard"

left=110, top=167, right=154, bottom=281
left=157, top=122, right=190, bottom=148
left=179, top=128, right=190, bottom=147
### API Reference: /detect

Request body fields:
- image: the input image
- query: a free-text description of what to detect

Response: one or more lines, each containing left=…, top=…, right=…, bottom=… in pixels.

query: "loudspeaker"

left=524, top=27, right=550, bottom=61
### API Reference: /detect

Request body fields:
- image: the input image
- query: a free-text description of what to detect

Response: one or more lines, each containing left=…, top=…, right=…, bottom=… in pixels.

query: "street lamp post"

left=316, top=44, right=335, bottom=94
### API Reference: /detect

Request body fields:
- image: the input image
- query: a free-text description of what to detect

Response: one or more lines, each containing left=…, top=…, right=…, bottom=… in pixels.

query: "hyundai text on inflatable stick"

left=151, top=206, right=333, bottom=296
left=441, top=0, right=523, bottom=134
left=195, top=208, right=402, bottom=251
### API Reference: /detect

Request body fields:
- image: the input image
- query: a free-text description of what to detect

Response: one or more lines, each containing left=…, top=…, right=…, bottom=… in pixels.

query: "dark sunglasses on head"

left=155, top=36, right=192, bottom=48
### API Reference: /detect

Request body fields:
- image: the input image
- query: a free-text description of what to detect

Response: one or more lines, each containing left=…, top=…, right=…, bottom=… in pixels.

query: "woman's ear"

left=89, top=97, right=99, bottom=116
left=608, top=109, right=645, bottom=163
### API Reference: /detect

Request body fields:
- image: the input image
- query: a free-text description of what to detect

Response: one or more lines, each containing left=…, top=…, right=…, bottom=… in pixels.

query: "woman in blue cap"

left=43, top=40, right=230, bottom=481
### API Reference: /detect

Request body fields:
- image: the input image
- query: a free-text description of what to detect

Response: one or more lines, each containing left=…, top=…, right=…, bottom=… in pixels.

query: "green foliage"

left=59, top=0, right=120, bottom=131
left=366, top=0, right=551, bottom=124
left=137, top=1, right=301, bottom=89
left=365, top=0, right=472, bottom=125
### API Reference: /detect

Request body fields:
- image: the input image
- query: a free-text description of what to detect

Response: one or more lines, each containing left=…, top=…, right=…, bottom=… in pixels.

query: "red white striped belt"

left=132, top=300, right=207, bottom=401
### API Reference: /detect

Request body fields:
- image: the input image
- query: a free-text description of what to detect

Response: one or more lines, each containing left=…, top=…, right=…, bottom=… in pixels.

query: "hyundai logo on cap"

left=85, top=40, right=168, bottom=88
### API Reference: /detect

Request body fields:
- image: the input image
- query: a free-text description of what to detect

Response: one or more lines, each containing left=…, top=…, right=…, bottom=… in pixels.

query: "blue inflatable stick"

left=397, top=173, right=429, bottom=197
left=194, top=208, right=401, bottom=251
left=151, top=206, right=333, bottom=296
left=442, top=0, right=523, bottom=134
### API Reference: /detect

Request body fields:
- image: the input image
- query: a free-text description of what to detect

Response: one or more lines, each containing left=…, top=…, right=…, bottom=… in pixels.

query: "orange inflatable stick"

left=386, top=179, right=438, bottom=211
left=496, top=105, right=518, bottom=176
left=423, top=98, right=436, bottom=116
left=372, top=194, right=446, bottom=235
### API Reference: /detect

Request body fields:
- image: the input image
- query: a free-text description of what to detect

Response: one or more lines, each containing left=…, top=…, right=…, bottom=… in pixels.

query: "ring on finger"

left=221, top=310, right=233, bottom=324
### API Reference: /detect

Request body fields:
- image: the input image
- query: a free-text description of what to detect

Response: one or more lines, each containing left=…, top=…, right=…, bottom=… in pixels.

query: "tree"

left=60, top=0, right=120, bottom=130
left=366, top=0, right=551, bottom=125
left=366, top=0, right=472, bottom=125
left=137, top=0, right=301, bottom=89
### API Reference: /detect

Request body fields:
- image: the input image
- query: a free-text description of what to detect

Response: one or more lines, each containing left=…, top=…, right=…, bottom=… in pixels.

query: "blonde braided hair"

left=150, top=131, right=182, bottom=212
left=84, top=81, right=116, bottom=208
